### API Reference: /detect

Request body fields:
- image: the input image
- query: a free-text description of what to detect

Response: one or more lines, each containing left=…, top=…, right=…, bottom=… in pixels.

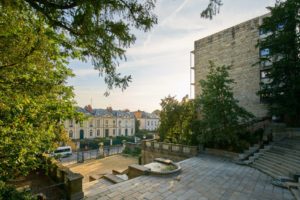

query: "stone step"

left=269, top=148, right=300, bottom=160
left=267, top=147, right=300, bottom=158
left=259, top=155, right=299, bottom=175
left=274, top=142, right=300, bottom=151
left=263, top=151, right=300, bottom=169
left=252, top=161, right=283, bottom=178
left=264, top=150, right=300, bottom=165
left=272, top=146, right=300, bottom=156
left=83, top=178, right=113, bottom=195
left=103, top=174, right=126, bottom=184
left=254, top=158, right=290, bottom=178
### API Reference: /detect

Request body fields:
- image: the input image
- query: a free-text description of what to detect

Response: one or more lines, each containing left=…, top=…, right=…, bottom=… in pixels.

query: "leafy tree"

left=196, top=62, right=254, bottom=149
left=151, top=109, right=160, bottom=117
left=0, top=7, right=82, bottom=181
left=1, top=0, right=157, bottom=93
left=135, top=119, right=140, bottom=134
left=257, top=0, right=300, bottom=125
left=159, top=95, right=197, bottom=145
left=0, top=0, right=223, bottom=93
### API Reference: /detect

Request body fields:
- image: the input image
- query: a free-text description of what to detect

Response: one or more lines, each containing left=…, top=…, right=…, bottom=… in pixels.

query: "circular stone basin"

left=144, top=158, right=181, bottom=176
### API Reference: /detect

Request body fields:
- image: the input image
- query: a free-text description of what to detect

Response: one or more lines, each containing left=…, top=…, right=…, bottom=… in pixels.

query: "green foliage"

left=159, top=95, right=198, bottom=145
left=1, top=0, right=157, bottom=93
left=257, top=0, right=300, bottom=125
left=79, top=136, right=135, bottom=149
left=0, top=181, right=35, bottom=200
left=135, top=130, right=154, bottom=140
left=201, top=0, right=223, bottom=19
left=122, top=147, right=141, bottom=157
left=135, top=120, right=140, bottom=134
left=0, top=8, right=82, bottom=181
left=196, top=62, right=254, bottom=150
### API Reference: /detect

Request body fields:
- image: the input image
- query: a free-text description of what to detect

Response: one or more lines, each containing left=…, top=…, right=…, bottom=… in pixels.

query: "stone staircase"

left=83, top=173, right=127, bottom=198
left=250, top=137, right=300, bottom=179
left=83, top=178, right=113, bottom=197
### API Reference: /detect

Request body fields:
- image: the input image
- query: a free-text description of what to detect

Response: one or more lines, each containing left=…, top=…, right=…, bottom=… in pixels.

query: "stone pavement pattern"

left=85, top=155, right=294, bottom=200
left=68, top=155, right=137, bottom=183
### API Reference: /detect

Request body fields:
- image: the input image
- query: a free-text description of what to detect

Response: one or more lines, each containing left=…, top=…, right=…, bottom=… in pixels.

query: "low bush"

left=0, top=181, right=34, bottom=200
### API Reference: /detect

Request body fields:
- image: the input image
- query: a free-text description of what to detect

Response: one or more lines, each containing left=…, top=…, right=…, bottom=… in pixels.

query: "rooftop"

left=85, top=155, right=294, bottom=200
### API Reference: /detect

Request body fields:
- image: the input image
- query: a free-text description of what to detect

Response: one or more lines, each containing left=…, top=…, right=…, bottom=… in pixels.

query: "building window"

left=105, top=120, right=108, bottom=126
left=147, top=121, right=150, bottom=126
left=80, top=121, right=83, bottom=127
left=131, top=129, right=133, bottom=134
left=97, top=129, right=100, bottom=137
left=97, top=119, right=100, bottom=127
left=89, top=130, right=93, bottom=137
left=113, top=129, right=116, bottom=135
left=260, top=48, right=270, bottom=57
left=119, top=129, right=121, bottom=136
left=151, top=121, right=153, bottom=126
left=89, top=120, right=93, bottom=127
left=69, top=130, right=73, bottom=138
left=113, top=120, right=115, bottom=125
left=69, top=120, right=73, bottom=127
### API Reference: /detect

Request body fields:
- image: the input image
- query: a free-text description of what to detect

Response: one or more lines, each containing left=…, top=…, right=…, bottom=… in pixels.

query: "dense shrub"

left=122, top=147, right=141, bottom=157
left=79, top=136, right=135, bottom=150
left=0, top=181, right=35, bottom=200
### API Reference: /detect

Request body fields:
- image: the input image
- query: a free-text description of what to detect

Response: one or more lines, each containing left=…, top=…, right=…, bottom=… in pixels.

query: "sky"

left=67, top=0, right=277, bottom=113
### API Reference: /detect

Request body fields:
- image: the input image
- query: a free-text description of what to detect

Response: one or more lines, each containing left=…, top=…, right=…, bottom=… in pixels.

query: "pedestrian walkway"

left=86, top=155, right=294, bottom=200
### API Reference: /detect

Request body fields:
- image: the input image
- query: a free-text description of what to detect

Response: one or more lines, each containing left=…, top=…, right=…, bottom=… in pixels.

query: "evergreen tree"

left=257, top=0, right=300, bottom=125
left=197, top=62, right=253, bottom=149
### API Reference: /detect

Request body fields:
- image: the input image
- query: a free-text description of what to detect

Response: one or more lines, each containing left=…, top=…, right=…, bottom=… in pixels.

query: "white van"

left=53, top=146, right=72, bottom=157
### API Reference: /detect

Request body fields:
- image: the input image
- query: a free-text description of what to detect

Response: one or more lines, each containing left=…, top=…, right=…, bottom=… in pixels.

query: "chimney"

left=85, top=105, right=93, bottom=113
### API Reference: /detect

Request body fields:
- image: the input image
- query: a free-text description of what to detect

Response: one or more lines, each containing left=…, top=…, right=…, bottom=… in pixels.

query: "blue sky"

left=67, top=0, right=276, bottom=113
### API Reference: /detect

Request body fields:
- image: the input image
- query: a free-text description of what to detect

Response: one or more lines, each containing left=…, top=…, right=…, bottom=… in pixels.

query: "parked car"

left=52, top=146, right=72, bottom=158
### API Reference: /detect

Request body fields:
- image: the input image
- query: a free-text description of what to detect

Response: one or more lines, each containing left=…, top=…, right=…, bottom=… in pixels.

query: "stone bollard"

left=66, top=173, right=84, bottom=200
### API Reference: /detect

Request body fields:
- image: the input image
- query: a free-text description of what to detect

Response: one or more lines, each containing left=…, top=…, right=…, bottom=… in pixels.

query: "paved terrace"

left=86, top=155, right=294, bottom=200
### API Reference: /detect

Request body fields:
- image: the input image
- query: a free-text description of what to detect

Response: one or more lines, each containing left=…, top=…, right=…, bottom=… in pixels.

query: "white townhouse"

left=133, top=110, right=160, bottom=131
left=65, top=106, right=135, bottom=140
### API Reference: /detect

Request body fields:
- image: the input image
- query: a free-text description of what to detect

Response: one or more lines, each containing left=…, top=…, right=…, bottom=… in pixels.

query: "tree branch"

left=25, top=0, right=80, bottom=35
left=119, top=0, right=139, bottom=22
left=26, top=0, right=78, bottom=10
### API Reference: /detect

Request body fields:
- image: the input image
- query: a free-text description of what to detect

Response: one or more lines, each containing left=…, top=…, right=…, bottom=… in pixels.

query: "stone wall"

left=44, top=156, right=84, bottom=200
left=194, top=14, right=269, bottom=118
left=141, top=140, right=198, bottom=164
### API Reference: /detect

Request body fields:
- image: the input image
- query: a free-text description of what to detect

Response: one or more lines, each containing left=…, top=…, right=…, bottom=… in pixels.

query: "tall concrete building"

left=192, top=14, right=270, bottom=118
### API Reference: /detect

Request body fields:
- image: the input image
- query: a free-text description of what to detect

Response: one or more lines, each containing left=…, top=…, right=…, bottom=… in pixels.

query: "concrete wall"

left=44, top=156, right=83, bottom=200
left=194, top=14, right=269, bottom=118
left=141, top=140, right=198, bottom=164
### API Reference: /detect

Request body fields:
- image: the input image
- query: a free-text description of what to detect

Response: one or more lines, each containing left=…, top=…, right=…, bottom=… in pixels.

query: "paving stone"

left=85, top=155, right=294, bottom=200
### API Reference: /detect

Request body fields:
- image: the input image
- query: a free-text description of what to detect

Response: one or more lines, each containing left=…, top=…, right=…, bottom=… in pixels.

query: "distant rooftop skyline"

left=67, top=0, right=276, bottom=113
